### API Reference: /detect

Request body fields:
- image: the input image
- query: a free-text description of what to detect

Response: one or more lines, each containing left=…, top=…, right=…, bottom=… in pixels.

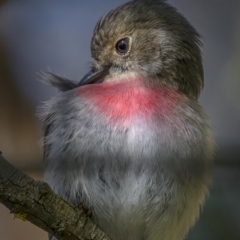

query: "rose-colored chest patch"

left=78, top=79, right=182, bottom=127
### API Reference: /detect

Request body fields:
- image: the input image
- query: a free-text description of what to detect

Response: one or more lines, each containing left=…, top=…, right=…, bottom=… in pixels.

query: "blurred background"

left=0, top=0, right=239, bottom=239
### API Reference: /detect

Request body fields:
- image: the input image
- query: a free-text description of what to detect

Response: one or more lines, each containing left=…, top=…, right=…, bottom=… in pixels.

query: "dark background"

left=0, top=1, right=239, bottom=239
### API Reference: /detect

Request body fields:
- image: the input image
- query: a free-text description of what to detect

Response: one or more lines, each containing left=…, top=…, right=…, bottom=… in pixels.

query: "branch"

left=0, top=153, right=110, bottom=240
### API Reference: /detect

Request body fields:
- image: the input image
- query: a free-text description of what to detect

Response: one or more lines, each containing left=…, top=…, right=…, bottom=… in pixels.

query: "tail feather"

left=39, top=71, right=78, bottom=92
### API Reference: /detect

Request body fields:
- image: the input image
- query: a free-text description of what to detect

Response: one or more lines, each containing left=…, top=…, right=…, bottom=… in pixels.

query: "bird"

left=41, top=0, right=214, bottom=240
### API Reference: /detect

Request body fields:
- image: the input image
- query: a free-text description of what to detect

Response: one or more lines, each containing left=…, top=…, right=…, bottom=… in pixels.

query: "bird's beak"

left=77, top=67, right=109, bottom=87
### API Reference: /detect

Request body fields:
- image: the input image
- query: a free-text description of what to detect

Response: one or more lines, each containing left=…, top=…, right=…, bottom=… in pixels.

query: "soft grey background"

left=0, top=1, right=239, bottom=239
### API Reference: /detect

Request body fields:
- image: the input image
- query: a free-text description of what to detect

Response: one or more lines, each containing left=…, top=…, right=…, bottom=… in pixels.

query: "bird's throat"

left=78, top=78, right=182, bottom=127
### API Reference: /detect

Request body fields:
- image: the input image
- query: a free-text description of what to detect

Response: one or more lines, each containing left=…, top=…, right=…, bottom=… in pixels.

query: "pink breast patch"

left=78, top=78, right=182, bottom=127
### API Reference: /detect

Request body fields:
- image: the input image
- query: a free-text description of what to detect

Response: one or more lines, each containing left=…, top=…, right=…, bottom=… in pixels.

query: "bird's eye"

left=116, top=38, right=130, bottom=55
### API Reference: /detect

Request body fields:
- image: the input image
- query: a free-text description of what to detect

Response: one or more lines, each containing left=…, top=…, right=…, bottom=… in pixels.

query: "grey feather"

left=39, top=71, right=78, bottom=92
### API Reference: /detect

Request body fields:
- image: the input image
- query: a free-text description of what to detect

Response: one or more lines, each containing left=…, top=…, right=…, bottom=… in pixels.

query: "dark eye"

left=116, top=38, right=130, bottom=55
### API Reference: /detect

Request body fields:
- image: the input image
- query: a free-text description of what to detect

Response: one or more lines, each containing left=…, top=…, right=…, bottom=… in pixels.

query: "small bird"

left=41, top=0, right=214, bottom=240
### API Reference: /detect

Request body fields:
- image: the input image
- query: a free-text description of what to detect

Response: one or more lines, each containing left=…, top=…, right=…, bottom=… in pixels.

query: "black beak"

left=77, top=68, right=109, bottom=87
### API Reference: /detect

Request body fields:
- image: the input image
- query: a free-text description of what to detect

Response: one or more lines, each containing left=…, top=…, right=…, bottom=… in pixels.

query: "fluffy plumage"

left=41, top=1, right=214, bottom=240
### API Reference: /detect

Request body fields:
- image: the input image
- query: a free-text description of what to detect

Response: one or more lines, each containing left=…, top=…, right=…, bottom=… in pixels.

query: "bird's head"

left=79, top=0, right=203, bottom=99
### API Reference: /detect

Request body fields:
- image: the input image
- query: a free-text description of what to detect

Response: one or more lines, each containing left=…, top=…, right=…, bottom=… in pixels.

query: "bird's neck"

left=78, top=78, right=182, bottom=126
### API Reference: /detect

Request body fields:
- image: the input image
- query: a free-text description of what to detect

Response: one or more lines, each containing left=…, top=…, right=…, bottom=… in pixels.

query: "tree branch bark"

left=0, top=154, right=110, bottom=240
